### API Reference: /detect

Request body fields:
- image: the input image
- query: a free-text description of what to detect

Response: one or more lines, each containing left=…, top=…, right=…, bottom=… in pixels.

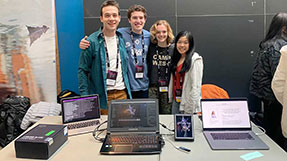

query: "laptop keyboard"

left=67, top=120, right=100, bottom=130
left=108, top=135, right=159, bottom=144
left=211, top=132, right=254, bottom=140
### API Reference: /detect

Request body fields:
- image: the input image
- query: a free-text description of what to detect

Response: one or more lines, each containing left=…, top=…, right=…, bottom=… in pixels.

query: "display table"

left=0, top=115, right=286, bottom=161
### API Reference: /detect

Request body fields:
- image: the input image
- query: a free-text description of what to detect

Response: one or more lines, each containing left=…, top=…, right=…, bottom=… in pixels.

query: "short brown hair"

left=127, top=4, right=146, bottom=19
left=150, top=20, right=174, bottom=44
left=100, top=0, right=120, bottom=16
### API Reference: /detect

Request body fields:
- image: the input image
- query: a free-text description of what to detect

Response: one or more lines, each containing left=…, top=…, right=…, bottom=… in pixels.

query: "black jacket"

left=250, top=37, right=287, bottom=101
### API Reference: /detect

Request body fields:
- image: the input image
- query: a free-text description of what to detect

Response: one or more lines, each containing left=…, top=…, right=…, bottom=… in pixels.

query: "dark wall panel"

left=84, top=16, right=176, bottom=36
left=266, top=0, right=287, bottom=13
left=177, top=16, right=264, bottom=98
left=84, top=0, right=175, bottom=17
left=84, top=18, right=101, bottom=36
left=177, top=0, right=263, bottom=15
left=83, top=0, right=102, bottom=17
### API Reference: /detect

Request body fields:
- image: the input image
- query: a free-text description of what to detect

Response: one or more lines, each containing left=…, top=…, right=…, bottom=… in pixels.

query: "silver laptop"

left=201, top=98, right=269, bottom=150
left=100, top=99, right=162, bottom=154
left=61, top=94, right=101, bottom=136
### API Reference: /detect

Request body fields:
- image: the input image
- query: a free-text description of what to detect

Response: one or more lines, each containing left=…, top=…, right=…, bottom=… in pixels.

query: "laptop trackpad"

left=114, top=145, right=133, bottom=152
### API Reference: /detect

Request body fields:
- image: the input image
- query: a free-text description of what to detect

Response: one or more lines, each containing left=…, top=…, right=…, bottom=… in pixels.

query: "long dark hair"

left=170, top=31, right=195, bottom=75
left=260, top=12, right=287, bottom=48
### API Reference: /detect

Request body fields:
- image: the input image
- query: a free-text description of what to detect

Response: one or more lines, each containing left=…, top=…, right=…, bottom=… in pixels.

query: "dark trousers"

left=263, top=99, right=287, bottom=151
left=148, top=87, right=171, bottom=114
left=131, top=90, right=148, bottom=99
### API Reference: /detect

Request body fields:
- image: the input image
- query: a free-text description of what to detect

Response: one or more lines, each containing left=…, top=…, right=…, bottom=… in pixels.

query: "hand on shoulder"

left=79, top=36, right=90, bottom=50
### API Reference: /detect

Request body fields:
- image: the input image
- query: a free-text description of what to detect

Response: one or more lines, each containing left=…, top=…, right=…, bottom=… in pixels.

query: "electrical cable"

left=164, top=136, right=191, bottom=153
left=159, top=122, right=175, bottom=132
left=92, top=120, right=107, bottom=142
left=254, top=124, right=266, bottom=136
left=160, top=121, right=191, bottom=153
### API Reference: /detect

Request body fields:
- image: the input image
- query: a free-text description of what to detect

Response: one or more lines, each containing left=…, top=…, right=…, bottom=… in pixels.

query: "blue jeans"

left=172, top=100, right=183, bottom=114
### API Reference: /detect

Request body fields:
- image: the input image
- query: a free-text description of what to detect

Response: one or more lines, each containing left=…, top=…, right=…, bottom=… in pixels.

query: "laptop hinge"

left=203, top=128, right=252, bottom=131
left=110, top=131, right=159, bottom=135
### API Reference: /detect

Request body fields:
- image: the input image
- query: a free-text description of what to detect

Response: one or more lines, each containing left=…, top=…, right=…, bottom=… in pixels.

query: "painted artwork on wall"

left=0, top=0, right=56, bottom=103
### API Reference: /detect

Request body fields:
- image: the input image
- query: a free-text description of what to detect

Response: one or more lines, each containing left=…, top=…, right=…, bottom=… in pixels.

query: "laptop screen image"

left=108, top=99, right=159, bottom=133
left=61, top=95, right=100, bottom=124
left=201, top=99, right=251, bottom=129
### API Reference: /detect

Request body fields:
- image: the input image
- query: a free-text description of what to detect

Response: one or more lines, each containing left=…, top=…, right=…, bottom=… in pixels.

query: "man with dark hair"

left=100, top=0, right=120, bottom=16
left=78, top=0, right=132, bottom=114
left=80, top=4, right=150, bottom=99
left=127, top=4, right=147, bottom=19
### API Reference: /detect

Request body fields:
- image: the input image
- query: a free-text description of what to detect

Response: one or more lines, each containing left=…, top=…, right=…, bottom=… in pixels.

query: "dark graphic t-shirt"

left=147, top=43, right=173, bottom=86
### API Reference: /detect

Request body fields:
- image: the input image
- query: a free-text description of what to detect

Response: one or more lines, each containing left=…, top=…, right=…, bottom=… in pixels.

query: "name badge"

left=106, top=70, right=117, bottom=86
left=175, top=89, right=182, bottom=103
left=176, top=97, right=182, bottom=103
left=158, top=80, right=168, bottom=92
left=135, top=65, right=144, bottom=79
left=159, top=87, right=168, bottom=92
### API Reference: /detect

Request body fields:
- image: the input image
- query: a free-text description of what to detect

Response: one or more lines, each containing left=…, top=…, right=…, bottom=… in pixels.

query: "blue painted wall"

left=55, top=0, right=84, bottom=93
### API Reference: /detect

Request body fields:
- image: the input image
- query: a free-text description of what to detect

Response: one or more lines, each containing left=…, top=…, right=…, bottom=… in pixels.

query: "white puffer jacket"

left=168, top=52, right=203, bottom=114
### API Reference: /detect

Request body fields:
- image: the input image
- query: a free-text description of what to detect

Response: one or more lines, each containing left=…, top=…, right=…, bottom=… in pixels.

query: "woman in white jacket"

left=272, top=45, right=287, bottom=150
left=168, top=31, right=203, bottom=114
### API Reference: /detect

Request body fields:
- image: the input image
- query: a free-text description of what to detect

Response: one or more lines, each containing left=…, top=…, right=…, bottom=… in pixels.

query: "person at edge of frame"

left=272, top=45, right=287, bottom=152
left=250, top=12, right=287, bottom=150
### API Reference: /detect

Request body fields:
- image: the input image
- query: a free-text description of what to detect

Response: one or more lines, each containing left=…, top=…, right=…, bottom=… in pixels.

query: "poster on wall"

left=0, top=0, right=56, bottom=103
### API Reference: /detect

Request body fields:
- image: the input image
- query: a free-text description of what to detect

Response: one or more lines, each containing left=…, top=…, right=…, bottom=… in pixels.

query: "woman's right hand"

left=79, top=36, right=90, bottom=49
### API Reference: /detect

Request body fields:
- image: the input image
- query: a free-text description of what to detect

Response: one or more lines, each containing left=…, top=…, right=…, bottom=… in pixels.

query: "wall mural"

left=0, top=0, right=56, bottom=103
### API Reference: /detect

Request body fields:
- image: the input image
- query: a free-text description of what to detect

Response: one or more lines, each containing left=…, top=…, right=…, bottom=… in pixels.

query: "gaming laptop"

left=100, top=99, right=162, bottom=154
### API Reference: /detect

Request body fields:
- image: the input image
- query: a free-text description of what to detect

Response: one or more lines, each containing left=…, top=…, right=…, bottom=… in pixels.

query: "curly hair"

left=149, top=20, right=174, bottom=44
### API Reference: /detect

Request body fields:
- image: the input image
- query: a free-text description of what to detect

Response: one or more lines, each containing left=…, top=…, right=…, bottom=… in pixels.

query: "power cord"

left=163, top=135, right=191, bottom=153
left=254, top=124, right=266, bottom=136
left=92, top=120, right=107, bottom=142
left=159, top=122, right=175, bottom=132
left=160, top=122, right=191, bottom=153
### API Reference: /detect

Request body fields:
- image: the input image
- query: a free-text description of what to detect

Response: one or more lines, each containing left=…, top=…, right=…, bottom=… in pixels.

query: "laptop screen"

left=201, top=99, right=251, bottom=129
left=61, top=95, right=100, bottom=124
left=108, top=99, right=159, bottom=132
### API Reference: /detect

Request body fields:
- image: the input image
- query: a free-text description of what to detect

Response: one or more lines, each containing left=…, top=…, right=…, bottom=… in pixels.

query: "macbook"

left=201, top=98, right=269, bottom=150
left=100, top=99, right=162, bottom=154
left=61, top=94, right=101, bottom=136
